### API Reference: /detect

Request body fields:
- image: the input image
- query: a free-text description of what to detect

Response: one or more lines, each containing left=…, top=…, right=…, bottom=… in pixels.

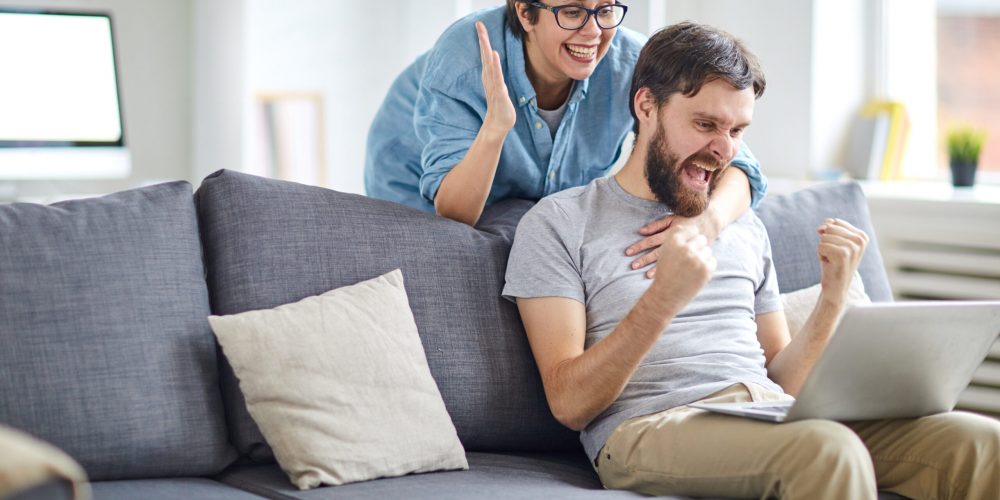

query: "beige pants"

left=596, top=384, right=1000, bottom=500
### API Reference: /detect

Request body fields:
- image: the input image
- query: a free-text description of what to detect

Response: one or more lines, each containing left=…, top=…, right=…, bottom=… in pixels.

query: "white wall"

left=242, top=0, right=478, bottom=195
left=238, top=0, right=695, bottom=195
left=661, top=0, right=872, bottom=180
left=661, top=0, right=939, bottom=181
left=192, top=0, right=244, bottom=184
left=811, top=0, right=870, bottom=178
left=0, top=0, right=193, bottom=199
left=0, top=0, right=935, bottom=200
left=883, top=0, right=937, bottom=179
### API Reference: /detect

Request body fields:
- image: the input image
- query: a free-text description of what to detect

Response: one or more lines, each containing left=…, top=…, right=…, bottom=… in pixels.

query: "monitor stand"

left=0, top=147, right=131, bottom=180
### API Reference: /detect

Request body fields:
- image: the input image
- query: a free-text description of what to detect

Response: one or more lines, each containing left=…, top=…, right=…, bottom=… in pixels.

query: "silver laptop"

left=688, top=301, right=1000, bottom=423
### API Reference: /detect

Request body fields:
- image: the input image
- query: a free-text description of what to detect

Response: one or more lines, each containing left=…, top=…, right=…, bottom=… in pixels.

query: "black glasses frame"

left=529, top=2, right=628, bottom=31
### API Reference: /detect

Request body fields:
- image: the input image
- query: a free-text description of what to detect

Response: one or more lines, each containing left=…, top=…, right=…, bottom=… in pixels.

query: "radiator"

left=863, top=183, right=1000, bottom=416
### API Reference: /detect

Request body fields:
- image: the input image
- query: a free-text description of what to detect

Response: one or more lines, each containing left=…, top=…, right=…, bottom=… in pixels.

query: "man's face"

left=643, top=79, right=755, bottom=217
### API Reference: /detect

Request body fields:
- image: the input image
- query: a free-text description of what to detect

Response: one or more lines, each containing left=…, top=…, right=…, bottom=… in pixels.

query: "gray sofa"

left=1, top=170, right=896, bottom=499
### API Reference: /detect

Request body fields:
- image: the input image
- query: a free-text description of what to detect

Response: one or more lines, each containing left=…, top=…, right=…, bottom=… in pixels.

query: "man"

left=503, top=22, right=999, bottom=500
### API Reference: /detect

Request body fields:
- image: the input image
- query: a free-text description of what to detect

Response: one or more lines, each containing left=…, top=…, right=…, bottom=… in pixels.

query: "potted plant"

left=946, top=126, right=987, bottom=187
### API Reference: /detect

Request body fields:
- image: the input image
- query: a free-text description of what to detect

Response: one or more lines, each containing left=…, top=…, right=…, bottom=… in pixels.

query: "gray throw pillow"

left=0, top=182, right=236, bottom=480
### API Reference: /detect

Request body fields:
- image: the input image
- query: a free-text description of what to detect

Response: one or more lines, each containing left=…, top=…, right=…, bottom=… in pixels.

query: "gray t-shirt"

left=503, top=176, right=784, bottom=461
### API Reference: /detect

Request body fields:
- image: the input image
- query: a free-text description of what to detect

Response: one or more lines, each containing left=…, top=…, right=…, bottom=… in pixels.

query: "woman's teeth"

left=567, top=45, right=596, bottom=58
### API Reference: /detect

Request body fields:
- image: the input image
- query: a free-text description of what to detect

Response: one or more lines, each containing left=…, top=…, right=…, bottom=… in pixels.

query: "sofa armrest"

left=0, top=425, right=89, bottom=500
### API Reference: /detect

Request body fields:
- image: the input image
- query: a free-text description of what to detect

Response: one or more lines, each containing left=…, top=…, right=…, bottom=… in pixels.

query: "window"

left=879, top=0, right=999, bottom=183
left=937, top=1, right=1000, bottom=175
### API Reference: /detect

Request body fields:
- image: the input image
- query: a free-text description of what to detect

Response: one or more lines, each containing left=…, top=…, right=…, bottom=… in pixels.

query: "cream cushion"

left=780, top=272, right=872, bottom=337
left=208, top=269, right=467, bottom=490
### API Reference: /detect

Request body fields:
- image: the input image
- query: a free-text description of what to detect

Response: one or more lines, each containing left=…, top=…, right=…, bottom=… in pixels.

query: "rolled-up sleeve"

left=730, top=141, right=768, bottom=209
left=413, top=72, right=484, bottom=205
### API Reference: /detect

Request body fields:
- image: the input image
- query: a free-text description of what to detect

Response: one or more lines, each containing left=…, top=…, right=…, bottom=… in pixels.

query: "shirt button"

left=549, top=171, right=556, bottom=180
left=535, top=122, right=543, bottom=129
left=519, top=96, right=526, bottom=104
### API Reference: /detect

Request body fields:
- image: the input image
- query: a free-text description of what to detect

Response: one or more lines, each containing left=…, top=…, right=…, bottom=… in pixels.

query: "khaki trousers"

left=596, top=384, right=1000, bottom=500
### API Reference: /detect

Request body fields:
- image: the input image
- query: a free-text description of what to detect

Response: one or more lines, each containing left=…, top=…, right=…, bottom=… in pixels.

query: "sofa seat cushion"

left=195, top=170, right=579, bottom=463
left=217, top=452, right=910, bottom=500
left=0, top=181, right=236, bottom=480
left=5, top=480, right=74, bottom=500
left=91, top=478, right=265, bottom=499
left=216, top=452, right=651, bottom=499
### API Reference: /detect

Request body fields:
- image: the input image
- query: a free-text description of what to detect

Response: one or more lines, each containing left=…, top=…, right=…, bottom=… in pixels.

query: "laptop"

left=688, top=301, right=1000, bottom=423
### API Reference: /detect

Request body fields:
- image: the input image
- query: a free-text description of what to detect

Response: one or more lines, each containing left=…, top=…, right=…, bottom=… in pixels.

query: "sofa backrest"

left=755, top=181, right=893, bottom=301
left=0, top=182, right=236, bottom=480
left=195, top=170, right=581, bottom=463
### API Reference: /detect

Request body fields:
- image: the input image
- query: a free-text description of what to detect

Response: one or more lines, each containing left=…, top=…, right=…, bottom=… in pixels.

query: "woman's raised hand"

left=477, top=22, right=516, bottom=135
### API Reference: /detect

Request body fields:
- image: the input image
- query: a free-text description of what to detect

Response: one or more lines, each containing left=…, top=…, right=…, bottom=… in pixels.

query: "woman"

left=365, top=1, right=767, bottom=274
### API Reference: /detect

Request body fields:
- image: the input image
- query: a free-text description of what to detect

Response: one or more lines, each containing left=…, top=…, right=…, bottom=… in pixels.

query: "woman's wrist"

left=479, top=125, right=509, bottom=144
left=481, top=113, right=513, bottom=139
left=700, top=203, right=726, bottom=240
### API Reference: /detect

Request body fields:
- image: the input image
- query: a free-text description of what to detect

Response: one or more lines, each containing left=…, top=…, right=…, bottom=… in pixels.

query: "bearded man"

left=503, top=21, right=1000, bottom=500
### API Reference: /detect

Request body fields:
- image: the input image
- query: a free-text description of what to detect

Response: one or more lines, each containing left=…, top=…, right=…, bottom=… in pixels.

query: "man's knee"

left=945, top=411, right=1000, bottom=438
left=899, top=412, right=1000, bottom=500
left=779, top=421, right=873, bottom=474
left=769, top=421, right=876, bottom=498
left=932, top=412, right=1000, bottom=467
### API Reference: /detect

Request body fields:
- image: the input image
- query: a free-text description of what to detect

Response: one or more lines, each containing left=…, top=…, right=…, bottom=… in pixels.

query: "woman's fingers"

left=639, top=215, right=674, bottom=236
left=476, top=22, right=492, bottom=68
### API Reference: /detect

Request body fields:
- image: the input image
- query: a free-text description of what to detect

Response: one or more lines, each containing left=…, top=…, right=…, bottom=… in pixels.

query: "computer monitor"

left=0, top=8, right=130, bottom=179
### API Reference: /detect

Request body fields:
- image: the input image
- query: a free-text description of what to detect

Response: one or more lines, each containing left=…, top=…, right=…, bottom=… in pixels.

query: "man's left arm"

left=758, top=218, right=869, bottom=395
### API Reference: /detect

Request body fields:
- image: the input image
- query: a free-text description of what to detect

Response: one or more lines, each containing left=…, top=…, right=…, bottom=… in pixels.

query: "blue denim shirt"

left=365, top=6, right=767, bottom=213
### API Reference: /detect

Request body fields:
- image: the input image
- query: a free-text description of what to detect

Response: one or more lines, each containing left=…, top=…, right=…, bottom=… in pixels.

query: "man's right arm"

left=516, top=225, right=715, bottom=431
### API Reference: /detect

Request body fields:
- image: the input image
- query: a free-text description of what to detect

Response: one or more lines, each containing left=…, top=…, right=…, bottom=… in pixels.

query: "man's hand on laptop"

left=649, top=224, right=717, bottom=312
left=816, top=218, right=868, bottom=306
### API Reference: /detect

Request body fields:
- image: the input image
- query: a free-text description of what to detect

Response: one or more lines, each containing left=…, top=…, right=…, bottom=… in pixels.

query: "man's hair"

left=628, top=22, right=766, bottom=135
left=505, top=0, right=540, bottom=39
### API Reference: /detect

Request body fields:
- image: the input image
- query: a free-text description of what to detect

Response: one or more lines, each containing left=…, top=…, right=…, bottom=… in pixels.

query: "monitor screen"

left=0, top=9, right=129, bottom=179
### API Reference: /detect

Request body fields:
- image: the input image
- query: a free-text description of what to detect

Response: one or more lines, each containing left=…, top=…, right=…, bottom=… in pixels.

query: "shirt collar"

left=504, top=26, right=536, bottom=109
left=504, top=25, right=591, bottom=109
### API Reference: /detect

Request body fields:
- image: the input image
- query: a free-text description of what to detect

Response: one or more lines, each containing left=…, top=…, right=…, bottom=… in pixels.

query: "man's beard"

left=644, top=127, right=727, bottom=217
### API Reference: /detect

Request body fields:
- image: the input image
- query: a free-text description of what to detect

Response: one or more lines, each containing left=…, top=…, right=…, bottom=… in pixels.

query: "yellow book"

left=861, top=101, right=909, bottom=181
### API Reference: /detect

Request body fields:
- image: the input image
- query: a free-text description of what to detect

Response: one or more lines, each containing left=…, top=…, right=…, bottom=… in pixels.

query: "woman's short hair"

left=505, top=0, right=540, bottom=39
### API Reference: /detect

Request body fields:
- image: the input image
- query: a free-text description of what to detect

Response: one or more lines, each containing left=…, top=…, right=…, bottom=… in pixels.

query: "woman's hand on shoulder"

left=625, top=210, right=724, bottom=279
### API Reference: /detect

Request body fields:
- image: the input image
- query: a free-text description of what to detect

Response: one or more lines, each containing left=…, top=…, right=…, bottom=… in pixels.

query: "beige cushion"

left=208, top=269, right=468, bottom=490
left=0, top=424, right=90, bottom=499
left=780, top=272, right=871, bottom=337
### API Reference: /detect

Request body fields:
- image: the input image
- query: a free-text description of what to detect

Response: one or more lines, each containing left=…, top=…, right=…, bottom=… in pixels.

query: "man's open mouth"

left=682, top=160, right=717, bottom=188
